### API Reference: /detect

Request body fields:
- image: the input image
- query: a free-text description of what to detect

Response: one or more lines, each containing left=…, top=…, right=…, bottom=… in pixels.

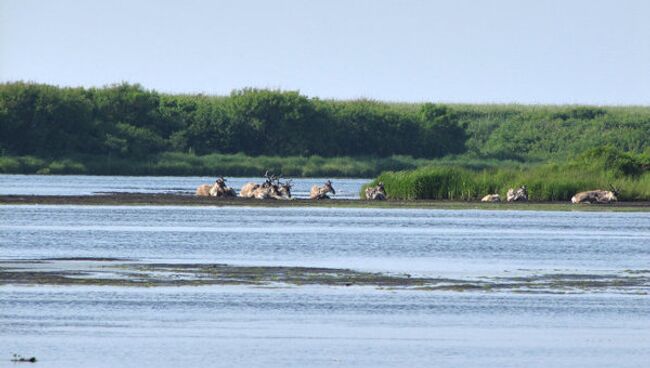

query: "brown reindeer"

left=276, top=179, right=293, bottom=200
left=365, top=182, right=386, bottom=200
left=506, top=186, right=528, bottom=202
left=310, top=180, right=336, bottom=200
left=571, top=187, right=619, bottom=204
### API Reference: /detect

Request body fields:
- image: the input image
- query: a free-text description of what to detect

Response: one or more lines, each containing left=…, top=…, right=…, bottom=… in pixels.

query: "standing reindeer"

left=310, top=180, right=336, bottom=200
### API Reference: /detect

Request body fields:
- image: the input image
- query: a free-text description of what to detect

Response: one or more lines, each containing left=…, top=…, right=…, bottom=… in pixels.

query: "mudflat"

left=2, top=193, right=650, bottom=211
left=1, top=258, right=648, bottom=294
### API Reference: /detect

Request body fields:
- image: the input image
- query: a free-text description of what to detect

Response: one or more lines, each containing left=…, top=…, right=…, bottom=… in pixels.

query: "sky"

left=1, top=0, right=649, bottom=104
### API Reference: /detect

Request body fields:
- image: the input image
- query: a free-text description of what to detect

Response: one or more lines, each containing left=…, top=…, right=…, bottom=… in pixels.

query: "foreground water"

left=0, top=174, right=367, bottom=199
left=1, top=204, right=649, bottom=367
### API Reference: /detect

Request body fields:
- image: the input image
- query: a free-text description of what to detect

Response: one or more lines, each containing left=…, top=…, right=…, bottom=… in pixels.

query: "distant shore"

left=2, top=193, right=650, bottom=211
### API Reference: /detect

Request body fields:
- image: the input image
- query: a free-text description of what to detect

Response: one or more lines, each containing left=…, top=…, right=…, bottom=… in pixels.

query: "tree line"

left=0, top=82, right=465, bottom=159
left=1, top=82, right=649, bottom=163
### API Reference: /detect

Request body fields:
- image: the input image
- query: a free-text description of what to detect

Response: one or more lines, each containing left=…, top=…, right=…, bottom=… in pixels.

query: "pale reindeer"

left=481, top=194, right=501, bottom=202
left=310, top=180, right=336, bottom=200
left=240, top=171, right=293, bottom=200
left=196, top=177, right=236, bottom=197
left=506, top=186, right=528, bottom=202
left=571, top=187, right=619, bottom=204
left=365, top=182, right=386, bottom=200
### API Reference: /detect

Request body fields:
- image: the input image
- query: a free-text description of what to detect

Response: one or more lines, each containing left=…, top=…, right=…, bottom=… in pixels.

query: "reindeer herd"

left=196, top=171, right=338, bottom=200
left=481, top=185, right=620, bottom=204
left=197, top=173, right=620, bottom=204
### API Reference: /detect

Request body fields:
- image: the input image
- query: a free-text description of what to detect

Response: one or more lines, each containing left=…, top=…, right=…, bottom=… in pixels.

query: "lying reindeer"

left=196, top=177, right=236, bottom=197
left=240, top=171, right=293, bottom=200
left=571, top=187, right=619, bottom=204
left=365, top=182, right=386, bottom=200
left=481, top=194, right=501, bottom=202
left=506, top=186, right=528, bottom=202
left=310, top=180, right=336, bottom=200
left=276, top=179, right=293, bottom=200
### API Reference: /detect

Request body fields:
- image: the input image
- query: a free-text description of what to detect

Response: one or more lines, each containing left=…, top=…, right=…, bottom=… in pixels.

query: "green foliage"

left=0, top=82, right=467, bottom=159
left=37, top=160, right=87, bottom=175
left=374, top=148, right=650, bottom=201
left=1, top=82, right=650, bottom=179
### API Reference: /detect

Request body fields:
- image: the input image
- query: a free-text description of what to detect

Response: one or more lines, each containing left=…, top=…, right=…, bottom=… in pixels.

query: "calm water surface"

left=1, top=199, right=649, bottom=366
left=0, top=174, right=368, bottom=199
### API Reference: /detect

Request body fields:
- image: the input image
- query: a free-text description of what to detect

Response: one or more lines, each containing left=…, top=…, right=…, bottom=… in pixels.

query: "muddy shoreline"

left=2, top=193, right=650, bottom=211
left=1, top=258, right=648, bottom=294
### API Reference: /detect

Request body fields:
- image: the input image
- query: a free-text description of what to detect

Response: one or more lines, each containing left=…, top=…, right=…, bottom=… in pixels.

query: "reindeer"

left=571, top=186, right=619, bottom=204
left=506, top=186, right=528, bottom=202
left=365, top=182, right=386, bottom=200
left=210, top=177, right=236, bottom=197
left=310, top=180, right=336, bottom=200
left=240, top=170, right=273, bottom=199
left=276, top=179, right=293, bottom=200
left=481, top=194, right=501, bottom=202
left=196, top=177, right=236, bottom=197
left=240, top=171, right=293, bottom=200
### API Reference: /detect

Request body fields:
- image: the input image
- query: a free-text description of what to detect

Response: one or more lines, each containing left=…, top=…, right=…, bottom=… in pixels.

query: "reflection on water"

left=1, top=204, right=649, bottom=367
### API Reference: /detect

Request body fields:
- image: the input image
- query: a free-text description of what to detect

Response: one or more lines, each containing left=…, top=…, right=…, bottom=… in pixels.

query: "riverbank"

left=2, top=193, right=650, bottom=211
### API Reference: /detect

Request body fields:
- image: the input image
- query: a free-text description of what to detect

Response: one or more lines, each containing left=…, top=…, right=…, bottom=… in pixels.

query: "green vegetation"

left=371, top=147, right=650, bottom=201
left=1, top=82, right=649, bottom=181
left=0, top=152, right=525, bottom=177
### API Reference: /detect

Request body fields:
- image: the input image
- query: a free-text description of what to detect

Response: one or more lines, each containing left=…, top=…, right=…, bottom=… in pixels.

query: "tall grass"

left=371, top=165, right=650, bottom=201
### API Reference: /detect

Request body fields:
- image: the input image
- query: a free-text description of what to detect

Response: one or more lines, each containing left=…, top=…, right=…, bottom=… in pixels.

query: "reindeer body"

left=196, top=184, right=212, bottom=196
left=481, top=194, right=501, bottom=202
left=571, top=190, right=618, bottom=204
left=196, top=177, right=236, bottom=197
left=239, top=182, right=260, bottom=198
left=240, top=176, right=293, bottom=200
left=310, top=180, right=336, bottom=200
left=365, top=182, right=386, bottom=200
left=506, top=186, right=528, bottom=202
left=276, top=182, right=293, bottom=200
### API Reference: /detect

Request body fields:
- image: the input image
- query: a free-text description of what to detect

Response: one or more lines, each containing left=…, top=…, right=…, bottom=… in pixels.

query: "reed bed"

left=370, top=165, right=650, bottom=201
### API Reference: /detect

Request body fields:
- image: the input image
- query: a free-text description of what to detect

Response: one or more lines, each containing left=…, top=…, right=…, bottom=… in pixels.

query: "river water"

left=0, top=174, right=368, bottom=199
left=1, top=177, right=650, bottom=367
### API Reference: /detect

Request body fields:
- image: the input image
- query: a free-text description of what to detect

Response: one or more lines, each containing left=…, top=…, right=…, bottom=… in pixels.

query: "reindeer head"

left=324, top=180, right=336, bottom=195
left=263, top=170, right=276, bottom=188
left=607, top=185, right=621, bottom=201
left=278, top=179, right=293, bottom=198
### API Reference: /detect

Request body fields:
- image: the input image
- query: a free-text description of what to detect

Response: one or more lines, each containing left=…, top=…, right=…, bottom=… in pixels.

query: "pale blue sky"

left=1, top=0, right=649, bottom=104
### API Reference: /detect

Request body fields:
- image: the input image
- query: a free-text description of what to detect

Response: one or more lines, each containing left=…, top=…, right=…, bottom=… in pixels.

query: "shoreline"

left=2, top=193, right=650, bottom=211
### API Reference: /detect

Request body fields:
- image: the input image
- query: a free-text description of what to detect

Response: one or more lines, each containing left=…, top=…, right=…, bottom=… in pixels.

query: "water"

left=2, top=206, right=649, bottom=277
left=1, top=190, right=650, bottom=366
left=0, top=174, right=368, bottom=199
left=2, top=286, right=648, bottom=368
